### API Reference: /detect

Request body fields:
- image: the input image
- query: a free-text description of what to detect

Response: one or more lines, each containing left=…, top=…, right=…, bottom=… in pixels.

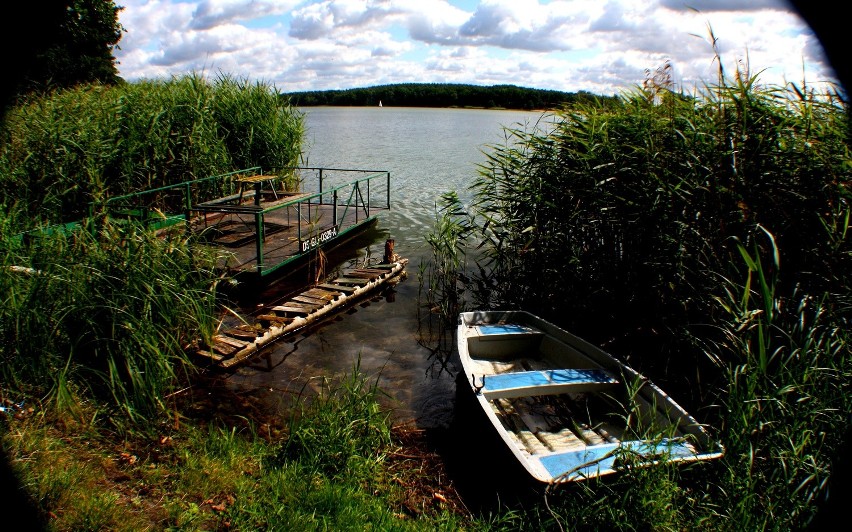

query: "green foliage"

left=466, top=75, right=850, bottom=381
left=0, top=74, right=304, bottom=227
left=2, top=384, right=468, bottom=531
left=0, top=220, right=223, bottom=422
left=15, top=0, right=124, bottom=95
left=422, top=192, right=478, bottom=324
left=285, top=82, right=617, bottom=110
left=425, top=60, right=852, bottom=528
left=710, top=234, right=852, bottom=528
left=279, top=357, right=393, bottom=481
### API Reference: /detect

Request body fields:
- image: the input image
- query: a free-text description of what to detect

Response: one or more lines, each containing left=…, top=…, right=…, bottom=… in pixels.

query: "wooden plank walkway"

left=191, top=258, right=408, bottom=368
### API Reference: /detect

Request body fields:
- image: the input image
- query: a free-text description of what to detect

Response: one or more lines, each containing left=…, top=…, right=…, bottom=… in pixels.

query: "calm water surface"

left=223, top=107, right=548, bottom=429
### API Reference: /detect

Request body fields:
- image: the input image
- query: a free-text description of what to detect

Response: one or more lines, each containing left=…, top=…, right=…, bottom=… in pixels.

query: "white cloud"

left=114, top=0, right=838, bottom=95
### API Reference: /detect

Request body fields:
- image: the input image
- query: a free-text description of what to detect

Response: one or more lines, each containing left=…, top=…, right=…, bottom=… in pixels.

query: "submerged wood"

left=194, top=258, right=408, bottom=368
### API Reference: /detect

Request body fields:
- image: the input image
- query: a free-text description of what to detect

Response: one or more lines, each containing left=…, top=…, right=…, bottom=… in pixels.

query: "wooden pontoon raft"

left=102, top=166, right=392, bottom=283
left=192, top=249, right=408, bottom=369
left=96, top=166, right=408, bottom=368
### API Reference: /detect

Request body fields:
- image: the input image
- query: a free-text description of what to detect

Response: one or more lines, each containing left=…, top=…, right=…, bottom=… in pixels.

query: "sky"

left=114, top=0, right=838, bottom=96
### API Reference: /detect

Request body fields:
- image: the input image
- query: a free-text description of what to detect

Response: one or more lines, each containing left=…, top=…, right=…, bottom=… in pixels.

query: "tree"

left=2, top=1, right=125, bottom=115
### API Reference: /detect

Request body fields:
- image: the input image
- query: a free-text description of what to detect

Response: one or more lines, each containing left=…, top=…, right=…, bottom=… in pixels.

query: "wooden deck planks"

left=292, top=294, right=331, bottom=306
left=193, top=259, right=408, bottom=368
left=303, top=288, right=342, bottom=300
left=317, top=283, right=357, bottom=293
left=332, top=276, right=372, bottom=285
left=213, top=335, right=250, bottom=349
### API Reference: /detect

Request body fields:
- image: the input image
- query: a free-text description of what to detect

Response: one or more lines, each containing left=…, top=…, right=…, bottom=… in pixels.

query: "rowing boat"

left=457, top=310, right=723, bottom=483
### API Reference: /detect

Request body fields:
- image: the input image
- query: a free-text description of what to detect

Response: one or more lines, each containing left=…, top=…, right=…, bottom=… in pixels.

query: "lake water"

left=223, top=106, right=549, bottom=429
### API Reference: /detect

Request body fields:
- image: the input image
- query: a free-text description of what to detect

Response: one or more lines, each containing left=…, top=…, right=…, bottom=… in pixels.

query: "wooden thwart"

left=480, top=368, right=619, bottom=400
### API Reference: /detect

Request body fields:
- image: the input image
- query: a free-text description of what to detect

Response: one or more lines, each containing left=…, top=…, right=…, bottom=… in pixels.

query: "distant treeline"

left=282, top=83, right=617, bottom=110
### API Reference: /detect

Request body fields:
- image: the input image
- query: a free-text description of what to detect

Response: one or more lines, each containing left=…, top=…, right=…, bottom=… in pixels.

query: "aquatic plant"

left=426, top=54, right=852, bottom=528
left=0, top=218, right=223, bottom=423
left=0, top=73, right=304, bottom=228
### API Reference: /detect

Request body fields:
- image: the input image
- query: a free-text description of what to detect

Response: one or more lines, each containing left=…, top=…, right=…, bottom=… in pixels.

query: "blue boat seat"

left=538, top=439, right=697, bottom=481
left=480, top=368, right=618, bottom=400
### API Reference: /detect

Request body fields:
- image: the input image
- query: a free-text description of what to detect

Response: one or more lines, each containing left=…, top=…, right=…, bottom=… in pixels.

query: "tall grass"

left=710, top=233, right=852, bottom=527
left=424, top=57, right=852, bottom=527
left=0, top=73, right=304, bottom=421
left=452, top=68, right=850, bottom=398
left=0, top=73, right=304, bottom=227
left=0, top=219, right=223, bottom=423
left=421, top=192, right=477, bottom=324
left=278, top=357, right=393, bottom=481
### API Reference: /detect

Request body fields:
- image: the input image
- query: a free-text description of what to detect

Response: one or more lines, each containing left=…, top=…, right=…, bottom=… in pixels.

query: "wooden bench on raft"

left=477, top=368, right=619, bottom=400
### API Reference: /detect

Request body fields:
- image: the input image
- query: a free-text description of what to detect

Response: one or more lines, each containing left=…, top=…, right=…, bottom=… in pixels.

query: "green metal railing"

left=96, top=166, right=390, bottom=278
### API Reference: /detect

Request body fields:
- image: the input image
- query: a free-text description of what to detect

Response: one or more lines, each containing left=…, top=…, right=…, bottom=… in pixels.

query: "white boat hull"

left=457, top=310, right=723, bottom=483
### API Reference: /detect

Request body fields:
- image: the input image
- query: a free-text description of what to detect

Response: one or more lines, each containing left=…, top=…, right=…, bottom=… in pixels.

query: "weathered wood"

left=223, top=327, right=260, bottom=340
left=332, top=276, right=371, bottom=285
left=292, top=294, right=330, bottom=306
left=195, top=349, right=224, bottom=362
left=211, top=341, right=240, bottom=355
left=271, top=305, right=313, bottom=315
left=275, top=300, right=321, bottom=310
left=303, top=288, right=342, bottom=300
left=200, top=258, right=409, bottom=369
left=317, top=283, right=357, bottom=293
left=345, top=271, right=380, bottom=279
left=213, top=334, right=250, bottom=349
left=383, top=238, right=400, bottom=263
left=353, top=268, right=392, bottom=275
left=257, top=313, right=292, bottom=325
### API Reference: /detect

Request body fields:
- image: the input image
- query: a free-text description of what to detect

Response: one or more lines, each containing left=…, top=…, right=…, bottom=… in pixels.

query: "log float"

left=194, top=248, right=408, bottom=369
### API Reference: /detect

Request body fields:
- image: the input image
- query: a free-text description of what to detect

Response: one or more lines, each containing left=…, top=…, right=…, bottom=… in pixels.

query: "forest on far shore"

left=282, top=83, right=618, bottom=110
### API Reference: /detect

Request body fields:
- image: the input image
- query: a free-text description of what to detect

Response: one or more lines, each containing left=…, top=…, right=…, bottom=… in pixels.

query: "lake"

left=223, top=106, right=550, bottom=429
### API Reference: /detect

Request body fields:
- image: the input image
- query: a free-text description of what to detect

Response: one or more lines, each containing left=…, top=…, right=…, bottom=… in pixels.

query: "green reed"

left=0, top=73, right=304, bottom=227
left=0, top=219, right=224, bottom=423
left=707, top=232, right=852, bottom=528
left=468, top=72, right=849, bottom=372
left=278, top=356, right=393, bottom=481
left=421, top=191, right=477, bottom=324
left=424, top=54, right=851, bottom=528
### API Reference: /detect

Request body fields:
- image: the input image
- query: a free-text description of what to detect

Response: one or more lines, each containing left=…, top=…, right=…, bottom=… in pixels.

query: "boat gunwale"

left=457, top=310, right=725, bottom=483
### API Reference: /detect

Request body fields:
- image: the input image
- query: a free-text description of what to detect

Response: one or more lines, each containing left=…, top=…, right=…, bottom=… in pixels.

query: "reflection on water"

left=221, top=106, right=547, bottom=429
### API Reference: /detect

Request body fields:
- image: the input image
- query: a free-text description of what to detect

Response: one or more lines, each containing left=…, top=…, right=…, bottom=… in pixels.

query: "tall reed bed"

left=0, top=73, right=304, bottom=227
left=460, top=73, right=850, bottom=401
left=0, top=218, right=224, bottom=423
left=426, top=64, right=852, bottom=526
left=421, top=191, right=477, bottom=324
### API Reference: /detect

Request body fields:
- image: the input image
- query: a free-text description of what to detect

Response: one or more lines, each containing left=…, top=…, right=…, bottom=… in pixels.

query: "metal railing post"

left=255, top=211, right=264, bottom=275
left=297, top=203, right=302, bottom=247
left=184, top=183, right=192, bottom=231
left=333, top=190, right=338, bottom=227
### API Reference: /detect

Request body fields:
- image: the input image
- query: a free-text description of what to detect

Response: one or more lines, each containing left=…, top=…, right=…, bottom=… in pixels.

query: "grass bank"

left=1, top=365, right=472, bottom=530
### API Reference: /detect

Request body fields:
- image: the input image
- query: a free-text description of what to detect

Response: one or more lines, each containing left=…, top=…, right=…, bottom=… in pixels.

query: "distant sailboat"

left=378, top=100, right=383, bottom=107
